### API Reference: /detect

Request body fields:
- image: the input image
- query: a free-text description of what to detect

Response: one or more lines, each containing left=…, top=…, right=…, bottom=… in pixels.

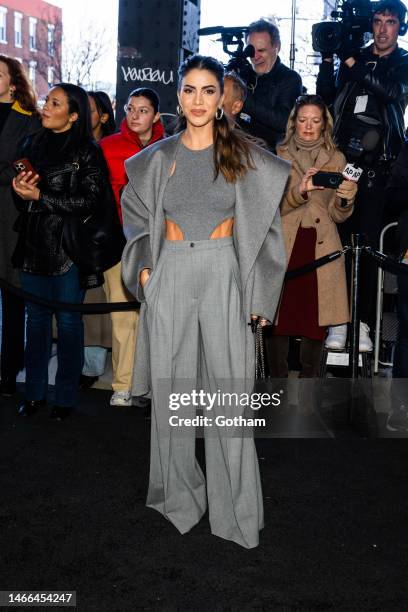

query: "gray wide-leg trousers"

left=144, top=237, right=263, bottom=548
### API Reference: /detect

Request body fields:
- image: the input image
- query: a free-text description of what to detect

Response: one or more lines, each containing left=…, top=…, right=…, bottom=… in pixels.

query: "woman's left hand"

left=336, top=179, right=357, bottom=202
left=12, top=171, right=40, bottom=201
left=250, top=315, right=270, bottom=332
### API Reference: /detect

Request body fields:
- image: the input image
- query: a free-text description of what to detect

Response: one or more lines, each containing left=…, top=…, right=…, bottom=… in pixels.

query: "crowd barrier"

left=1, top=234, right=408, bottom=381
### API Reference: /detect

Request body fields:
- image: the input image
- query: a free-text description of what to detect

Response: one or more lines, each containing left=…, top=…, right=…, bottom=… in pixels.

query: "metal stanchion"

left=349, top=233, right=364, bottom=427
left=349, top=233, right=365, bottom=380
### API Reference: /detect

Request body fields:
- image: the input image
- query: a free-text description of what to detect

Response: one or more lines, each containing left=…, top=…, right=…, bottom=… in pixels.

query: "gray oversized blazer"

left=121, top=132, right=290, bottom=396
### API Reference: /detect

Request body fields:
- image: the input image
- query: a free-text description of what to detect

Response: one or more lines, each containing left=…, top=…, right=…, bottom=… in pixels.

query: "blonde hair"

left=280, top=94, right=336, bottom=151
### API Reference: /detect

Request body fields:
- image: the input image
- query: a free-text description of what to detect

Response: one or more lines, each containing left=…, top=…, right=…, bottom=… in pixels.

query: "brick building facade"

left=0, top=0, right=62, bottom=99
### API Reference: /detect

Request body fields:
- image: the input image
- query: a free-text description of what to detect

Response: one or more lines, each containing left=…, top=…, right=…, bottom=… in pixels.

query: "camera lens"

left=312, top=22, right=342, bottom=53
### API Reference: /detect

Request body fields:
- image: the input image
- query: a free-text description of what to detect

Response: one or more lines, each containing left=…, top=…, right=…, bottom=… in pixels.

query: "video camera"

left=312, top=0, right=380, bottom=55
left=197, top=26, right=255, bottom=83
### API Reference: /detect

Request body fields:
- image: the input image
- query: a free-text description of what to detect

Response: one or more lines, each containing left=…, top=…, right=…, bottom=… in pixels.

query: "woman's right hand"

left=140, top=268, right=151, bottom=289
left=299, top=167, right=324, bottom=198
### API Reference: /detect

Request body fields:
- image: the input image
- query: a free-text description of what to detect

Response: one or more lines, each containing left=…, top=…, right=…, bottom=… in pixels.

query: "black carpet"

left=1, top=387, right=408, bottom=611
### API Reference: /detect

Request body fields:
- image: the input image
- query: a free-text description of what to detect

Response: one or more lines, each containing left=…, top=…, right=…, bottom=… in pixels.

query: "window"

left=14, top=12, right=22, bottom=47
left=47, top=24, right=55, bottom=56
left=0, top=6, right=8, bottom=44
left=29, top=60, right=36, bottom=85
left=47, top=66, right=54, bottom=87
left=29, top=17, right=37, bottom=50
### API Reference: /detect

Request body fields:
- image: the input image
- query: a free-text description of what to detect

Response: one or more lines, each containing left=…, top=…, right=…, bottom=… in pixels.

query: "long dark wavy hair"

left=88, top=90, right=116, bottom=137
left=29, top=83, right=93, bottom=159
left=177, top=54, right=255, bottom=183
left=0, top=55, right=37, bottom=113
left=54, top=83, right=93, bottom=148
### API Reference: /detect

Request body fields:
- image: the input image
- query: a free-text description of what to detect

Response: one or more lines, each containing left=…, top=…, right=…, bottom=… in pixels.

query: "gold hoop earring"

left=215, top=107, right=224, bottom=120
left=176, top=105, right=184, bottom=117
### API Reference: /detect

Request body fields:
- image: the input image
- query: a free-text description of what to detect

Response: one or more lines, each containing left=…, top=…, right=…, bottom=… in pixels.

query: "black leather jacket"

left=316, top=45, right=408, bottom=162
left=13, top=134, right=107, bottom=276
left=386, top=140, right=408, bottom=258
left=238, top=57, right=302, bottom=151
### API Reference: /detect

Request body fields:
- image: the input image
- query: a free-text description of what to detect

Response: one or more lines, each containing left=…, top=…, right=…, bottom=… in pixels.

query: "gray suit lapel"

left=125, top=132, right=182, bottom=215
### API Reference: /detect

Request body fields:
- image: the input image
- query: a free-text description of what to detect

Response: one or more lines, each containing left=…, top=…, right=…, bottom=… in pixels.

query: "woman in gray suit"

left=121, top=55, right=289, bottom=548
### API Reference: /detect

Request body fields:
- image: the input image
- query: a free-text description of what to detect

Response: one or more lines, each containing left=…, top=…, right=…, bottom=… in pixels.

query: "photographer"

left=316, top=0, right=408, bottom=352
left=238, top=19, right=302, bottom=151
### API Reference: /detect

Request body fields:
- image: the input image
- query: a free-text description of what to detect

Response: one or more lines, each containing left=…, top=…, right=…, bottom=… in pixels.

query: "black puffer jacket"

left=13, top=132, right=107, bottom=276
left=238, top=57, right=302, bottom=151
left=317, top=45, right=408, bottom=161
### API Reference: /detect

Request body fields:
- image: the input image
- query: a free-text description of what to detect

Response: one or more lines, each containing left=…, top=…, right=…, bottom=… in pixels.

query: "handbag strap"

left=255, top=322, right=265, bottom=380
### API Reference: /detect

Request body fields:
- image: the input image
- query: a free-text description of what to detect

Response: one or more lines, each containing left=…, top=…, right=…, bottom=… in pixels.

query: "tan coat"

left=276, top=143, right=354, bottom=327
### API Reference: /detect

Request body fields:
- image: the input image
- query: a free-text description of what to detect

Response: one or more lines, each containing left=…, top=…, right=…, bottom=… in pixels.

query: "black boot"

left=17, top=398, right=46, bottom=416
left=79, top=374, right=99, bottom=390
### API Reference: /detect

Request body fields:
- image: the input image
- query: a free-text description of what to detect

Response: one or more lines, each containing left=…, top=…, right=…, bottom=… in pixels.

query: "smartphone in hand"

left=13, top=158, right=40, bottom=182
left=312, top=171, right=344, bottom=189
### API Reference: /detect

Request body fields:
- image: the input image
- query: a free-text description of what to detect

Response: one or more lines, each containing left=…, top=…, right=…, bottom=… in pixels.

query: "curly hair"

left=280, top=94, right=336, bottom=150
left=0, top=55, right=37, bottom=113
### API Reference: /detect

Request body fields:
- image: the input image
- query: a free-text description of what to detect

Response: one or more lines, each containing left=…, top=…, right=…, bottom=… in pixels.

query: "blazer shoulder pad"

left=250, top=143, right=291, bottom=172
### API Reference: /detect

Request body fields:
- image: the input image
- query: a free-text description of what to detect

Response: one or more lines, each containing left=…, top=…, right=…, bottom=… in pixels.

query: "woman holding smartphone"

left=0, top=56, right=40, bottom=397
left=267, top=94, right=357, bottom=380
left=12, top=83, right=107, bottom=419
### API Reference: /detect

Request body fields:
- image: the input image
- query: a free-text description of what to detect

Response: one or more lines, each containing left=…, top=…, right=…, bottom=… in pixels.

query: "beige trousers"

left=103, top=262, right=138, bottom=391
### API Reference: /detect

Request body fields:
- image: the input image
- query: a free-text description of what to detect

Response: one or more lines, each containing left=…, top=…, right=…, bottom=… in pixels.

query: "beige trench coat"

left=276, top=143, right=354, bottom=327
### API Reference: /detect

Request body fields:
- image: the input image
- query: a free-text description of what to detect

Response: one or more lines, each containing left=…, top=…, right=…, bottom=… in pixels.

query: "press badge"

left=354, top=95, right=368, bottom=114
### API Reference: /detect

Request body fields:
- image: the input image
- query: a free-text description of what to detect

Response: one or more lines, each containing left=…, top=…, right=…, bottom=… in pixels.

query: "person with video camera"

left=237, top=19, right=302, bottom=152
left=316, top=0, right=408, bottom=353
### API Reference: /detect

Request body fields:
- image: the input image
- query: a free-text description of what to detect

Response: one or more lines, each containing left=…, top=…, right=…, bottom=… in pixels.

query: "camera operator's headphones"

left=374, top=0, right=408, bottom=36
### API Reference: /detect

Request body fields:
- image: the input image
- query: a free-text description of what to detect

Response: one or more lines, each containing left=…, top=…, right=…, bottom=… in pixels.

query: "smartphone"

left=13, top=158, right=40, bottom=181
left=312, top=171, right=344, bottom=189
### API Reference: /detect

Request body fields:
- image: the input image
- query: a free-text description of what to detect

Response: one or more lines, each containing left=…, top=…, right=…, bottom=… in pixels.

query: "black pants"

left=0, top=288, right=25, bottom=383
left=339, top=165, right=393, bottom=330
left=266, top=335, right=323, bottom=378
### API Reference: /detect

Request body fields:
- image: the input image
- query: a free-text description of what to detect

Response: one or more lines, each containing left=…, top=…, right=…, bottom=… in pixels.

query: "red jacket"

left=100, top=118, right=164, bottom=222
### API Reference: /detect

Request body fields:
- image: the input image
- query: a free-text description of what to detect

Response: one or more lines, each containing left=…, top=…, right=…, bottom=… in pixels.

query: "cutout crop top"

left=163, top=142, right=235, bottom=240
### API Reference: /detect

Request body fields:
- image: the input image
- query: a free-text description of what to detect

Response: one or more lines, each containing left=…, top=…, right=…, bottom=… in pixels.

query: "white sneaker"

left=359, top=322, right=373, bottom=352
left=110, top=390, right=132, bottom=406
left=325, top=324, right=347, bottom=350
